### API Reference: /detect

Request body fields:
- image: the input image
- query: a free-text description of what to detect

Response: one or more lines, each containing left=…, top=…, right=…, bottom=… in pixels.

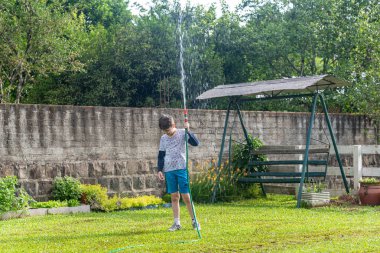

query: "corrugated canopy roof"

left=196, top=75, right=347, bottom=100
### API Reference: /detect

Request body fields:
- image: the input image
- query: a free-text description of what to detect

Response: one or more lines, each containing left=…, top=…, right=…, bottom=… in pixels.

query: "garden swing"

left=196, top=75, right=350, bottom=208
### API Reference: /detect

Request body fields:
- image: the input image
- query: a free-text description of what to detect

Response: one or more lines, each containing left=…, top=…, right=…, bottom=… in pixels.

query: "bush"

left=0, top=176, right=32, bottom=212
left=101, top=195, right=164, bottom=212
left=52, top=176, right=82, bottom=201
left=359, top=177, right=380, bottom=185
left=80, top=184, right=108, bottom=210
left=190, top=160, right=260, bottom=203
left=231, top=134, right=267, bottom=172
left=101, top=195, right=119, bottom=212
left=30, top=200, right=68, bottom=209
left=161, top=193, right=171, bottom=203
left=80, top=183, right=164, bottom=212
left=67, top=199, right=80, bottom=207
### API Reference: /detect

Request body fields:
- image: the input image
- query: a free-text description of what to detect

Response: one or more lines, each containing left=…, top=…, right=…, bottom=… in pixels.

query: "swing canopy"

left=196, top=75, right=347, bottom=100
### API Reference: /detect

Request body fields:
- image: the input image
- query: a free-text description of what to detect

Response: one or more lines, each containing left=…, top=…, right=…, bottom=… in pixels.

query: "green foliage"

left=30, top=200, right=68, bottom=209
left=2, top=0, right=379, bottom=128
left=359, top=177, right=380, bottom=185
left=303, top=181, right=327, bottom=193
left=101, top=195, right=119, bottom=212
left=120, top=195, right=164, bottom=210
left=161, top=193, right=171, bottom=203
left=101, top=195, right=164, bottom=212
left=52, top=176, right=82, bottom=201
left=67, top=199, right=80, bottom=207
left=190, top=160, right=261, bottom=203
left=80, top=184, right=109, bottom=210
left=0, top=0, right=87, bottom=103
left=0, top=176, right=32, bottom=212
left=80, top=183, right=164, bottom=212
left=231, top=134, right=267, bottom=172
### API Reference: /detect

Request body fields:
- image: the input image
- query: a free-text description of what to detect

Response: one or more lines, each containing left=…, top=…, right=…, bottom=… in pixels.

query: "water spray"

left=179, top=10, right=201, bottom=240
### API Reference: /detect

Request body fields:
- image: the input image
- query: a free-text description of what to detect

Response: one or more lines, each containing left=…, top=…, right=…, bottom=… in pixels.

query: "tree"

left=0, top=0, right=87, bottom=103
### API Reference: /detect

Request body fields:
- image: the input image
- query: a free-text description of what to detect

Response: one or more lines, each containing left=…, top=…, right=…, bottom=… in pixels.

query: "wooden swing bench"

left=238, top=145, right=330, bottom=185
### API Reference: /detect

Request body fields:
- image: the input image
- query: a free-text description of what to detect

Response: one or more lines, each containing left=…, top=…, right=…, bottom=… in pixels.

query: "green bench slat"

left=247, top=172, right=326, bottom=177
left=250, top=146, right=330, bottom=155
left=238, top=177, right=302, bottom=184
left=250, top=160, right=327, bottom=166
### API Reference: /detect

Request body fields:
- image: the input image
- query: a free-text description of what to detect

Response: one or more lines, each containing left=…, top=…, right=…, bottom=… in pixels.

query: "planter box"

left=48, top=205, right=90, bottom=215
left=301, top=192, right=330, bottom=207
left=0, top=210, right=29, bottom=220
left=1, top=205, right=90, bottom=220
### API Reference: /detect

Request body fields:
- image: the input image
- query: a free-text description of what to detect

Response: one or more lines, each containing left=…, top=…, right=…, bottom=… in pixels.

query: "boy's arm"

left=157, top=151, right=165, bottom=172
left=187, top=131, right=200, bottom=146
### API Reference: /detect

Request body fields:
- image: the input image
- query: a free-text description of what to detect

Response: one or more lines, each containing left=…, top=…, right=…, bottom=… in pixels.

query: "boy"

left=157, top=114, right=200, bottom=232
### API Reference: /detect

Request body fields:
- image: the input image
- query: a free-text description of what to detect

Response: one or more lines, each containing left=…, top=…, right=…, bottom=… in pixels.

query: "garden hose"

left=184, top=108, right=202, bottom=239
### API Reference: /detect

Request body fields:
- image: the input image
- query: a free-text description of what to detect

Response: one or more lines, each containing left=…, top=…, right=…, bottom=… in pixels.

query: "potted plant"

left=358, top=178, right=380, bottom=206
left=301, top=181, right=330, bottom=207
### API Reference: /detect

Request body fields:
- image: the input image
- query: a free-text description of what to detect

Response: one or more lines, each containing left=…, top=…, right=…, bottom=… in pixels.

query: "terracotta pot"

left=358, top=184, right=380, bottom=205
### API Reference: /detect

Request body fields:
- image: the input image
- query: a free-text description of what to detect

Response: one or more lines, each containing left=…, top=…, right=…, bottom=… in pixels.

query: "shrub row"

left=0, top=176, right=164, bottom=213
left=80, top=184, right=164, bottom=212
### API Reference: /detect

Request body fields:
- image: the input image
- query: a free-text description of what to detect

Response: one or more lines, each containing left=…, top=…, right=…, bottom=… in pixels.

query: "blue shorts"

left=165, top=169, right=189, bottom=194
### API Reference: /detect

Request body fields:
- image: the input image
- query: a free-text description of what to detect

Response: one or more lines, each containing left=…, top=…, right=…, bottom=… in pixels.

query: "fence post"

left=296, top=145, right=303, bottom=172
left=353, top=145, right=362, bottom=190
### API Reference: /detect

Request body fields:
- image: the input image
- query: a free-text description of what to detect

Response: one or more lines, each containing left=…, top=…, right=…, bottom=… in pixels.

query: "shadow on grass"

left=203, top=195, right=298, bottom=209
left=0, top=227, right=171, bottom=244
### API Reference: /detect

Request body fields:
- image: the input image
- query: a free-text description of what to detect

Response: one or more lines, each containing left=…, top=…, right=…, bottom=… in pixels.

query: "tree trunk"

left=16, top=72, right=25, bottom=104
left=0, top=78, right=3, bottom=104
left=0, top=63, right=3, bottom=103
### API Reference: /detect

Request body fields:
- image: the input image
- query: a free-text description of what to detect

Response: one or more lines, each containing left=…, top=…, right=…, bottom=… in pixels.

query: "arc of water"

left=178, top=11, right=201, bottom=239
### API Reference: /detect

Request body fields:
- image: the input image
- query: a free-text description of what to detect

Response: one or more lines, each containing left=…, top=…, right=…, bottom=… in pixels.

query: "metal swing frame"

left=197, top=75, right=350, bottom=208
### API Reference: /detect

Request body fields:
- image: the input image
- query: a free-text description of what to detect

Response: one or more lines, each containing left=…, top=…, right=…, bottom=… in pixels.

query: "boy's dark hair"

left=159, top=115, right=174, bottom=130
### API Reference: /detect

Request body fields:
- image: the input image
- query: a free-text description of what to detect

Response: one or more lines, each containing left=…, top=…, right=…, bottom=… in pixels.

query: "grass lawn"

left=1, top=194, right=380, bottom=253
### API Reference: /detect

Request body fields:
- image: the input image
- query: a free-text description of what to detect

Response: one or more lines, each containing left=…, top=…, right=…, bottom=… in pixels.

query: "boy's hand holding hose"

left=158, top=171, right=164, bottom=181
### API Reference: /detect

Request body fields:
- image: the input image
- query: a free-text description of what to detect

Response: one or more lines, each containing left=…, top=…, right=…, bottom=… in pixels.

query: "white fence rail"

left=295, top=145, right=379, bottom=191
left=334, top=145, right=380, bottom=190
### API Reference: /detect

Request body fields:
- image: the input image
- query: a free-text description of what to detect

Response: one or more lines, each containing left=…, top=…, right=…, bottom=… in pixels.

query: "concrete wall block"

left=126, top=160, right=140, bottom=174
left=109, top=177, right=120, bottom=192
left=81, top=178, right=97, bottom=185
left=114, top=161, right=128, bottom=176
left=133, top=176, right=145, bottom=190
left=15, top=164, right=28, bottom=179
left=20, top=180, right=37, bottom=196
left=37, top=180, right=53, bottom=196
left=28, top=163, right=45, bottom=179
left=138, top=161, right=151, bottom=174
left=98, top=177, right=109, bottom=189
left=145, top=175, right=158, bottom=189
left=88, top=162, right=102, bottom=178
left=101, top=161, right=114, bottom=176
left=44, top=163, right=63, bottom=179
left=363, top=154, right=380, bottom=167
left=120, top=177, right=132, bottom=192
left=330, top=155, right=352, bottom=167
left=73, top=162, right=89, bottom=178
left=0, top=163, right=15, bottom=177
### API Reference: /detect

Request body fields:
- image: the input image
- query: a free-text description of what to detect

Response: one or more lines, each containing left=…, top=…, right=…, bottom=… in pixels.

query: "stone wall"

left=0, top=104, right=377, bottom=200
